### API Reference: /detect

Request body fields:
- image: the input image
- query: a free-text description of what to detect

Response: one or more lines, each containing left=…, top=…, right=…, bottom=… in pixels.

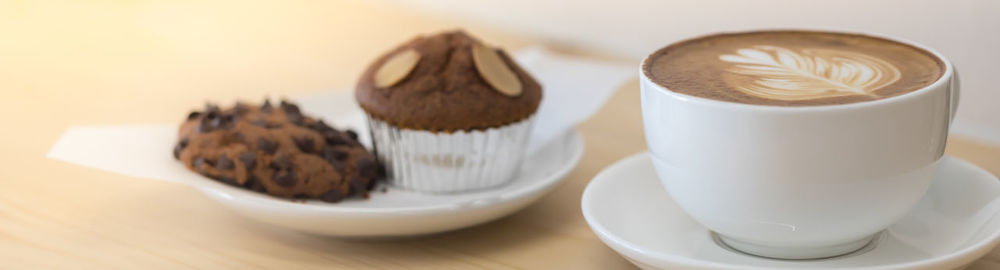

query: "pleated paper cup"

left=366, top=115, right=534, bottom=193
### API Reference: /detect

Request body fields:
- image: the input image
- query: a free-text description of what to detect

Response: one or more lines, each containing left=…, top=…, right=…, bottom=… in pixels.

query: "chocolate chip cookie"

left=173, top=100, right=381, bottom=202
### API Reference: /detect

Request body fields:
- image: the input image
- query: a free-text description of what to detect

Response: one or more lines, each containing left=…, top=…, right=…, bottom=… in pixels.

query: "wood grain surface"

left=1, top=1, right=997, bottom=269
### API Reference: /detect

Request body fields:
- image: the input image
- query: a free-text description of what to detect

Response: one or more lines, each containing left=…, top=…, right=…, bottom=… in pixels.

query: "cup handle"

left=950, top=65, right=961, bottom=123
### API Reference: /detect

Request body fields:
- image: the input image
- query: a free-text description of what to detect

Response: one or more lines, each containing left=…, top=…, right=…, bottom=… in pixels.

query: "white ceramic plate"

left=582, top=152, right=1000, bottom=270
left=194, top=92, right=585, bottom=237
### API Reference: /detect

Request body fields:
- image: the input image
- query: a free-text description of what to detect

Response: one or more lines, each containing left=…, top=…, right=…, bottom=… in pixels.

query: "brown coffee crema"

left=643, top=31, right=945, bottom=106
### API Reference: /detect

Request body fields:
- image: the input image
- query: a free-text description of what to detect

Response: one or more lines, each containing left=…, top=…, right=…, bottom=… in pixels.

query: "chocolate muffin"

left=173, top=100, right=381, bottom=202
left=356, top=30, right=542, bottom=131
left=355, top=30, right=542, bottom=193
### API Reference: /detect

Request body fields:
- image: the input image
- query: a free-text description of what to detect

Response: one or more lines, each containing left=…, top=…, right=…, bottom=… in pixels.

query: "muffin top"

left=355, top=30, right=542, bottom=132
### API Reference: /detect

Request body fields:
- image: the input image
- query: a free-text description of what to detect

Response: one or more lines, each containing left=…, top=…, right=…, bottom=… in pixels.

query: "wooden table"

left=2, top=1, right=998, bottom=268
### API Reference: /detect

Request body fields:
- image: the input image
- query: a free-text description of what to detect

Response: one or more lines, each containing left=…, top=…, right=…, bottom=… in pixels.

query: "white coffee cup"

left=639, top=31, right=959, bottom=259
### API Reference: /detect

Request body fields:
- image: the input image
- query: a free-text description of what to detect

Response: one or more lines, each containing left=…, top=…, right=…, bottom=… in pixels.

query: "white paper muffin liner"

left=366, top=115, right=534, bottom=193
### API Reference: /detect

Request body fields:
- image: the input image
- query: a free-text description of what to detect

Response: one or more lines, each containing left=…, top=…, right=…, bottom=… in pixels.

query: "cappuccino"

left=643, top=31, right=945, bottom=106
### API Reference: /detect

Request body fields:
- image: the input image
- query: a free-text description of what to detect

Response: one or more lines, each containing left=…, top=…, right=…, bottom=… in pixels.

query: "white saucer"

left=194, top=93, right=584, bottom=237
left=582, top=152, right=1000, bottom=270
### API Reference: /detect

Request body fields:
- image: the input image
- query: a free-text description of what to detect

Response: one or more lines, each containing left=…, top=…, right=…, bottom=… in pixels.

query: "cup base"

left=715, top=233, right=876, bottom=260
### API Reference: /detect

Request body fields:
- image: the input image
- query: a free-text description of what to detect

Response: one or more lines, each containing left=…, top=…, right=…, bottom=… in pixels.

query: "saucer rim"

left=582, top=152, right=1000, bottom=270
left=194, top=129, right=585, bottom=216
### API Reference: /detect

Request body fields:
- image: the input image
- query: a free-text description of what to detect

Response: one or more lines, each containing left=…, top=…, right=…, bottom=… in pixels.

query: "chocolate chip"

left=314, top=120, right=333, bottom=132
left=348, top=175, right=367, bottom=193
left=349, top=175, right=364, bottom=186
left=357, top=157, right=377, bottom=178
left=211, top=114, right=235, bottom=129
left=280, top=100, right=300, bottom=115
left=196, top=117, right=213, bottom=133
left=173, top=145, right=183, bottom=159
left=173, top=138, right=189, bottom=159
left=257, top=138, right=278, bottom=154
left=261, top=100, right=273, bottom=113
left=376, top=162, right=387, bottom=178
left=330, top=159, right=345, bottom=172
left=210, top=117, right=223, bottom=129
left=238, top=152, right=257, bottom=170
left=345, top=130, right=358, bottom=140
left=186, top=111, right=201, bottom=120
left=294, top=137, right=314, bottom=153
left=193, top=157, right=206, bottom=170
left=304, top=122, right=319, bottom=131
left=200, top=108, right=220, bottom=131
left=245, top=177, right=266, bottom=192
left=202, top=105, right=219, bottom=118
left=252, top=120, right=283, bottom=129
left=218, top=177, right=239, bottom=187
left=286, top=113, right=304, bottom=126
left=322, top=146, right=348, bottom=162
left=216, top=153, right=235, bottom=170
left=324, top=132, right=348, bottom=145
left=366, top=175, right=378, bottom=189
left=321, top=190, right=344, bottom=202
left=273, top=170, right=297, bottom=187
left=272, top=155, right=292, bottom=169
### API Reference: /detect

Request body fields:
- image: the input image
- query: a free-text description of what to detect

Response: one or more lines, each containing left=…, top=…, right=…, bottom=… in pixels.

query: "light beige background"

left=1, top=1, right=998, bottom=269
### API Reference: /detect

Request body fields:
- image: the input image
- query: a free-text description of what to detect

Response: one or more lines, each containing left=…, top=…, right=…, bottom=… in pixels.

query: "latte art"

left=643, top=31, right=945, bottom=106
left=719, top=46, right=902, bottom=101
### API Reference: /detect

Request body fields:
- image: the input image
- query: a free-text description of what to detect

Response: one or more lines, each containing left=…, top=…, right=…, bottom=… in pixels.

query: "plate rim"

left=581, top=151, right=1000, bottom=270
left=196, top=128, right=585, bottom=216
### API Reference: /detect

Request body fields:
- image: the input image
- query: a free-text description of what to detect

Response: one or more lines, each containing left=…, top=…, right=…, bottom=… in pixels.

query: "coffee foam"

left=644, top=31, right=944, bottom=106
left=719, top=45, right=902, bottom=101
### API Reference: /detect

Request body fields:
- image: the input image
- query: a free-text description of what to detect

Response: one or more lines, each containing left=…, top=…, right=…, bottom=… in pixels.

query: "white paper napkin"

left=47, top=47, right=635, bottom=185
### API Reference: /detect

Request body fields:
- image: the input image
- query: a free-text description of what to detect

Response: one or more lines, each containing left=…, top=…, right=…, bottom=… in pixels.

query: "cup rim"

left=639, top=28, right=954, bottom=112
